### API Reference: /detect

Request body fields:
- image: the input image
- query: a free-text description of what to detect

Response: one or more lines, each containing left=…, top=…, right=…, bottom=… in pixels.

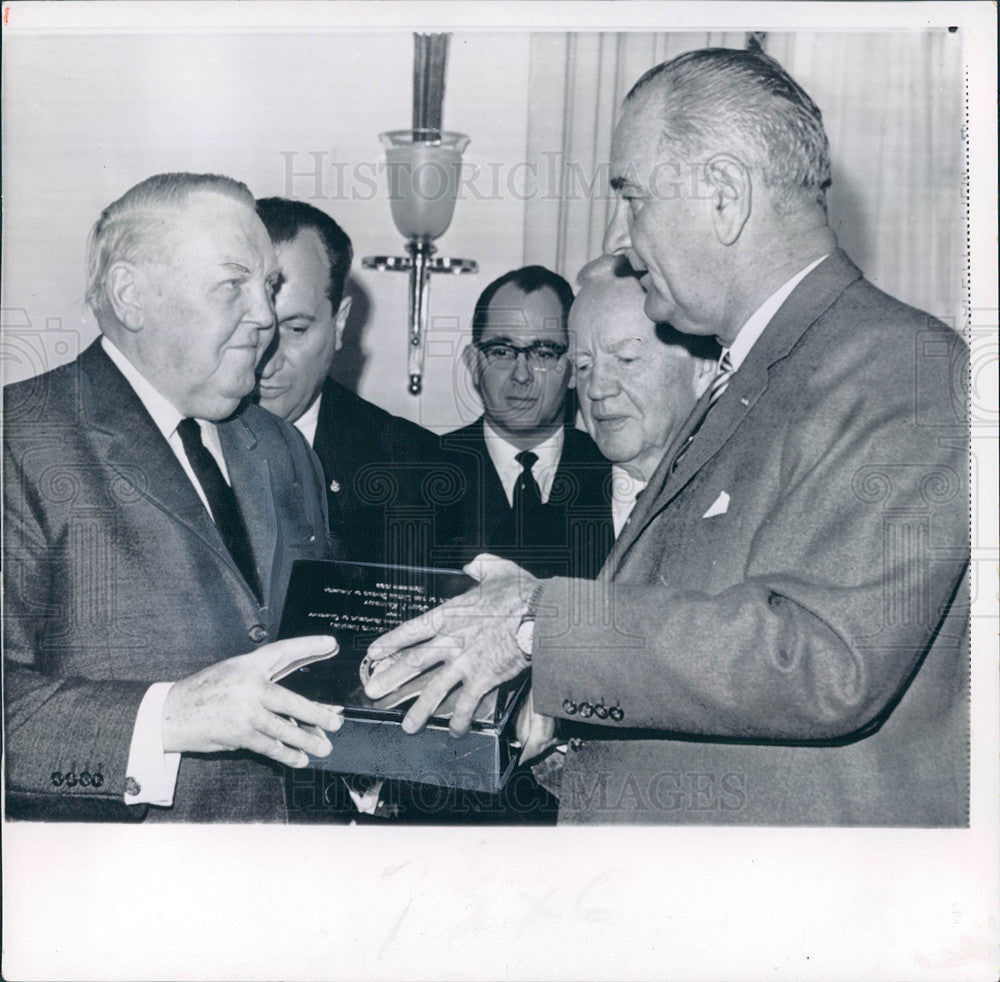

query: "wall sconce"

left=362, top=34, right=477, bottom=396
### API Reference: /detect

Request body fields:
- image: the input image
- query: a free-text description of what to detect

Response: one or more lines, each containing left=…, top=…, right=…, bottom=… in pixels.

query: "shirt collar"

left=293, top=392, right=323, bottom=446
left=101, top=335, right=185, bottom=442
left=610, top=465, right=647, bottom=538
left=482, top=418, right=565, bottom=504
left=726, top=254, right=829, bottom=370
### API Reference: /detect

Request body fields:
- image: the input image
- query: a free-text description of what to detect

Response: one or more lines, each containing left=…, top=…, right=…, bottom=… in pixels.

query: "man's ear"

left=333, top=295, right=352, bottom=352
left=462, top=341, right=482, bottom=396
left=106, top=262, right=145, bottom=332
left=705, top=153, right=752, bottom=246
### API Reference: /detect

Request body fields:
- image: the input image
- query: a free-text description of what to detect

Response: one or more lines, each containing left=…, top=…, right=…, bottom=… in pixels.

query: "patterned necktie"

left=672, top=350, right=735, bottom=471
left=514, top=450, right=543, bottom=511
left=176, top=418, right=261, bottom=601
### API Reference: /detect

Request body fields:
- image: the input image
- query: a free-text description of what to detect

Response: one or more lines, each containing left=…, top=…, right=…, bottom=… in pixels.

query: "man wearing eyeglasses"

left=438, top=266, right=613, bottom=580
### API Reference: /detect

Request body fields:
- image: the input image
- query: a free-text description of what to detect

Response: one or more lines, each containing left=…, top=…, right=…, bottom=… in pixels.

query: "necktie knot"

left=176, top=416, right=204, bottom=454
left=707, top=351, right=735, bottom=406
left=513, top=450, right=543, bottom=510
left=516, top=450, right=538, bottom=473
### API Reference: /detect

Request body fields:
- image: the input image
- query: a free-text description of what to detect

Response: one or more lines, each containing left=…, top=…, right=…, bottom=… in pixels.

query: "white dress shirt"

left=482, top=420, right=564, bottom=506
left=293, top=393, right=322, bottom=447
left=102, top=336, right=231, bottom=808
left=610, top=466, right=648, bottom=538
left=725, top=254, right=829, bottom=370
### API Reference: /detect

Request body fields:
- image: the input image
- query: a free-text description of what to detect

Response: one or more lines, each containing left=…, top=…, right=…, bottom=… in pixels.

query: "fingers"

left=366, top=611, right=440, bottom=665
left=243, top=729, right=311, bottom=768
left=256, top=635, right=338, bottom=678
left=253, top=709, right=333, bottom=759
left=261, top=683, right=345, bottom=733
left=363, top=636, right=460, bottom=699
left=400, top=663, right=464, bottom=735
left=447, top=684, right=488, bottom=738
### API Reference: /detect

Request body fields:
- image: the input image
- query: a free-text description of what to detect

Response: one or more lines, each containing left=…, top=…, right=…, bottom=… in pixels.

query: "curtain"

left=523, top=30, right=963, bottom=324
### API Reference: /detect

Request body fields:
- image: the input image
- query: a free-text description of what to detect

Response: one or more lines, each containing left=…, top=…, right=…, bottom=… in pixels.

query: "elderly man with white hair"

left=570, top=255, right=716, bottom=538
left=4, top=173, right=345, bottom=822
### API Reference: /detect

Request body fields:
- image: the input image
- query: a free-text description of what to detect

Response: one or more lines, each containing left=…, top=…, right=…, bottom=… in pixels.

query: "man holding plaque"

left=3, top=173, right=344, bottom=822
left=363, top=48, right=969, bottom=826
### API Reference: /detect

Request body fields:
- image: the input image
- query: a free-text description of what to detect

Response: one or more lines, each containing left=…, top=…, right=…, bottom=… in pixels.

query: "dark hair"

left=255, top=197, right=354, bottom=308
left=471, top=265, right=575, bottom=343
left=627, top=47, right=831, bottom=212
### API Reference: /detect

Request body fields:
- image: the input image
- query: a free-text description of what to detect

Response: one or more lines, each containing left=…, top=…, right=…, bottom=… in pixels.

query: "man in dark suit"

left=3, top=173, right=344, bottom=822
left=255, top=198, right=441, bottom=568
left=363, top=48, right=969, bottom=827
left=439, top=265, right=613, bottom=580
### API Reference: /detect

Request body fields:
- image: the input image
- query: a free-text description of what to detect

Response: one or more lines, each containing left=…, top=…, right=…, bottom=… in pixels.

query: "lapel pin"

left=740, top=397, right=749, bottom=406
left=329, top=480, right=341, bottom=493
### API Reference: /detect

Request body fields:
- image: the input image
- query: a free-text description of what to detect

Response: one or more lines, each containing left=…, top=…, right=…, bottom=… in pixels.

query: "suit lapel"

left=80, top=342, right=224, bottom=548
left=80, top=341, right=260, bottom=602
left=608, top=250, right=863, bottom=576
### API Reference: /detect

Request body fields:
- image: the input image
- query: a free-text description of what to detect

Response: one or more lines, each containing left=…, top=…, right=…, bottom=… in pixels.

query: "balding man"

left=363, top=48, right=968, bottom=827
left=4, top=173, right=344, bottom=822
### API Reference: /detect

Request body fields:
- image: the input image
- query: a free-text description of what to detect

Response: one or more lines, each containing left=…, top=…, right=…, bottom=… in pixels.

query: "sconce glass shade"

left=380, top=130, right=470, bottom=241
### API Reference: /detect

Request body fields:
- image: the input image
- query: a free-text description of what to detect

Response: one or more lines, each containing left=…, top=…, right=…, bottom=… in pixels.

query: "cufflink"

left=124, top=776, right=141, bottom=797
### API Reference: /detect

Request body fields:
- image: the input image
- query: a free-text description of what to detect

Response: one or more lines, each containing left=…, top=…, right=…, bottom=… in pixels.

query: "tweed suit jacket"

left=530, top=251, right=970, bottom=826
left=437, top=418, right=615, bottom=580
left=3, top=340, right=332, bottom=822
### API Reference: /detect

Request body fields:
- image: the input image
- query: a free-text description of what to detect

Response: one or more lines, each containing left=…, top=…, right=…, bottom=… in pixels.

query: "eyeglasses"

left=474, top=340, right=568, bottom=371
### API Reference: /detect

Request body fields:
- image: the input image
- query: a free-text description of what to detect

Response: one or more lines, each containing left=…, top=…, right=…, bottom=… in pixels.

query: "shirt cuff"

left=125, top=682, right=181, bottom=807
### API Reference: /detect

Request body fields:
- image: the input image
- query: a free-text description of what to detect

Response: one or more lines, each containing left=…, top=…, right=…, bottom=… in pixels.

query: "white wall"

left=1, top=30, right=532, bottom=429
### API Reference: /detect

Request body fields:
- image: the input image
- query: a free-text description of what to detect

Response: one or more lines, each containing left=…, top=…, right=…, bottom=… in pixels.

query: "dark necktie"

left=514, top=450, right=543, bottom=512
left=176, top=418, right=261, bottom=601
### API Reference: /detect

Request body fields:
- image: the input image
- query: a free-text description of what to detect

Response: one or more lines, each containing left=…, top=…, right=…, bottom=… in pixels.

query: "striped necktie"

left=672, top=350, right=735, bottom=470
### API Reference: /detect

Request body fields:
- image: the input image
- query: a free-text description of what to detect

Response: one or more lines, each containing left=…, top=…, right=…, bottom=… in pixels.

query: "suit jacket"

left=310, top=377, right=443, bottom=568
left=531, top=251, right=970, bottom=826
left=3, top=340, right=331, bottom=822
left=437, top=419, right=614, bottom=579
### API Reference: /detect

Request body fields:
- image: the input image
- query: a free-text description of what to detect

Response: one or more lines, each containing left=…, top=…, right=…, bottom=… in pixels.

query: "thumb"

left=462, top=552, right=519, bottom=583
left=256, top=635, right=338, bottom=680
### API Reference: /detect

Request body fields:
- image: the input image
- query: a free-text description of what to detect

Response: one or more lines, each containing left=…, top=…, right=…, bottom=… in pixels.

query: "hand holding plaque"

left=364, top=553, right=537, bottom=737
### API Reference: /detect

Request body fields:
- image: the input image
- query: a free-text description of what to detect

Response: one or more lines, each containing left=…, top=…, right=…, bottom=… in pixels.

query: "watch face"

left=516, top=619, right=534, bottom=657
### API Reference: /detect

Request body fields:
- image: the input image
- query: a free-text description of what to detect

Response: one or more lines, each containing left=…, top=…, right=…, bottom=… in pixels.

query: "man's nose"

left=587, top=360, right=620, bottom=401
left=602, top=198, right=631, bottom=256
left=510, top=351, right=534, bottom=384
left=246, top=279, right=277, bottom=331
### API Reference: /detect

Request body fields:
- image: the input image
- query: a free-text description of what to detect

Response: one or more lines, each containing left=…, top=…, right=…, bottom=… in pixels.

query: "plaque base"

left=275, top=560, right=527, bottom=792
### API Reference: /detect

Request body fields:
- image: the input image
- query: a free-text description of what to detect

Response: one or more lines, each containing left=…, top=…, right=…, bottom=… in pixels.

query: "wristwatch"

left=515, top=616, right=534, bottom=663
left=514, top=583, right=545, bottom=663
